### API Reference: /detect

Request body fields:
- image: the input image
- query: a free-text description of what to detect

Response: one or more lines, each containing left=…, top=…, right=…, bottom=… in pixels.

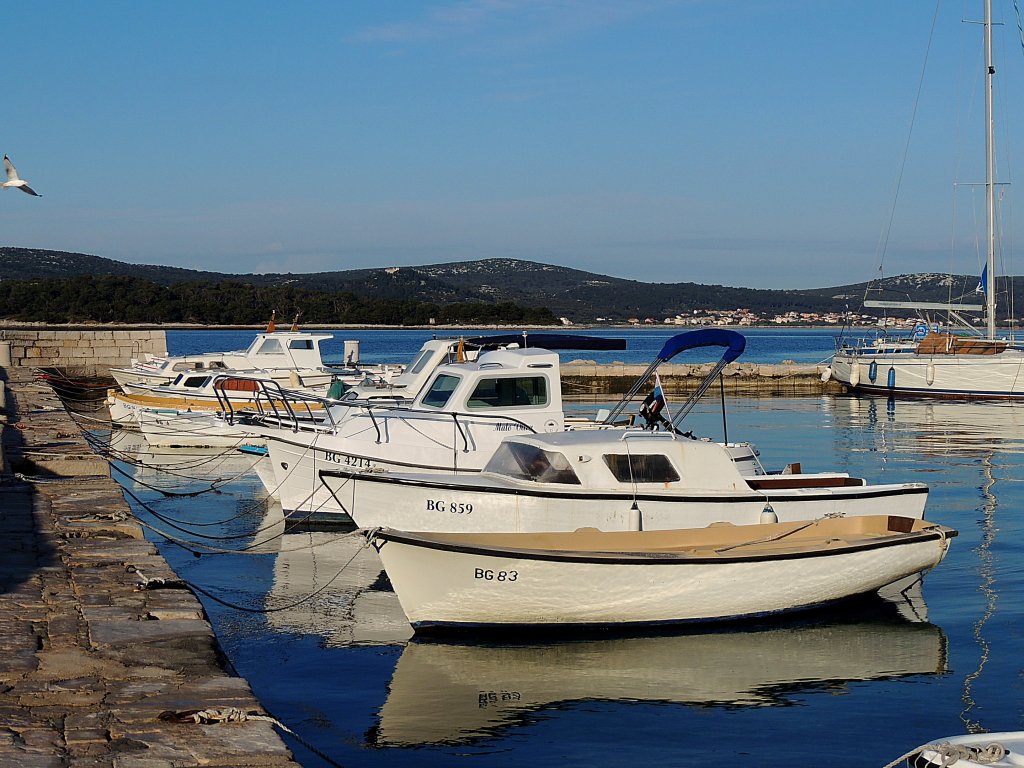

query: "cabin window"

left=466, top=376, right=548, bottom=409
left=485, top=442, right=581, bottom=484
left=421, top=374, right=461, bottom=408
left=181, top=375, right=212, bottom=389
left=257, top=338, right=285, bottom=355
left=288, top=340, right=314, bottom=350
left=172, top=363, right=194, bottom=371
left=603, top=454, right=680, bottom=483
left=407, top=349, right=436, bottom=374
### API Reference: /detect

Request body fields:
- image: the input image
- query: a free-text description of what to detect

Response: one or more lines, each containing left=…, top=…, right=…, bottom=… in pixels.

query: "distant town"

left=580, top=309, right=951, bottom=328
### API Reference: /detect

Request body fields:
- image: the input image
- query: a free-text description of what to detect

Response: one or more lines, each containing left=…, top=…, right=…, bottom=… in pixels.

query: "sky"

left=3, top=1, right=1023, bottom=289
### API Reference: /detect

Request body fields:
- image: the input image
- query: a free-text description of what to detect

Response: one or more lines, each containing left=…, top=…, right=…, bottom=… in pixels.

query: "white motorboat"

left=110, top=326, right=360, bottom=389
left=365, top=515, right=955, bottom=633
left=828, top=0, right=1024, bottom=399
left=895, top=731, right=1024, bottom=767
left=108, top=372, right=333, bottom=447
left=322, top=428, right=929, bottom=532
left=260, top=329, right=764, bottom=515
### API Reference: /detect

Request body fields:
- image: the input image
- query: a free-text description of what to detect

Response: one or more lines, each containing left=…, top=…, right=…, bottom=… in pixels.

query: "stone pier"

left=0, top=366, right=299, bottom=767
left=561, top=360, right=844, bottom=399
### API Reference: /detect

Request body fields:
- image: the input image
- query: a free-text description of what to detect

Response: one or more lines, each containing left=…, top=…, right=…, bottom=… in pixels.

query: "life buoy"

left=868, top=360, right=878, bottom=383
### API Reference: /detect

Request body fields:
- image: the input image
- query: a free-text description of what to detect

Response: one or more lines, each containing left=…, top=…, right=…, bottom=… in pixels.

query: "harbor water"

left=96, top=329, right=1024, bottom=766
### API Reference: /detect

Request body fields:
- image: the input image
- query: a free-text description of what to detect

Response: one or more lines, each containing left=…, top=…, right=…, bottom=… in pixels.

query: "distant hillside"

left=1, top=247, right=1016, bottom=322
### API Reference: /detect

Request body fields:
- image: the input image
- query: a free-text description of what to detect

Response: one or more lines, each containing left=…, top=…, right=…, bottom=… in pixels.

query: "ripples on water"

left=99, top=337, right=1024, bottom=765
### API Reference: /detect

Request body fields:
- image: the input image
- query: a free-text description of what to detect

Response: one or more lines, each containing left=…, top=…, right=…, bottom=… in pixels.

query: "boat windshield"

left=485, top=442, right=581, bottom=484
left=466, top=376, right=548, bottom=409
left=420, top=373, right=461, bottom=408
left=256, top=338, right=285, bottom=356
left=603, top=453, right=680, bottom=483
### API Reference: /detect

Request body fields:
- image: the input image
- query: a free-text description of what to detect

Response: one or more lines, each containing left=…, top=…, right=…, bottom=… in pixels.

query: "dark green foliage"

left=0, top=275, right=559, bottom=325
left=2, top=247, right=1019, bottom=322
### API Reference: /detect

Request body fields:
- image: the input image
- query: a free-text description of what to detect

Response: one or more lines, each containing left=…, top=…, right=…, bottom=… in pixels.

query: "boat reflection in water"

left=262, top=523, right=412, bottom=646
left=370, top=605, right=948, bottom=747
left=824, top=396, right=1024, bottom=455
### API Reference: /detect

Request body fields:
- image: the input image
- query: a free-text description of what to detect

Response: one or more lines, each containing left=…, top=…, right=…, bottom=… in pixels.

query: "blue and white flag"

left=976, top=265, right=988, bottom=295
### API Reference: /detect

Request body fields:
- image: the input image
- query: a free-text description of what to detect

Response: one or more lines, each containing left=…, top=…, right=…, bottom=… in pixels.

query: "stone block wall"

left=0, top=329, right=167, bottom=375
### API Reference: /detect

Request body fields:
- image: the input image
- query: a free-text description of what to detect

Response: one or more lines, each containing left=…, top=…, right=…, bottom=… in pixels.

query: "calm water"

left=165, top=326, right=841, bottom=366
left=97, top=329, right=1024, bottom=766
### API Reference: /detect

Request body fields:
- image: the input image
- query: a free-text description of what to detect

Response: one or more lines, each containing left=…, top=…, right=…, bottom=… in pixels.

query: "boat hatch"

left=485, top=441, right=581, bottom=484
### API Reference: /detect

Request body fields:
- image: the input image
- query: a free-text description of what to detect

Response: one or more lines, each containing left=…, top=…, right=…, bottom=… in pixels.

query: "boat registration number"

left=323, top=451, right=372, bottom=469
left=426, top=500, right=474, bottom=514
left=475, top=568, right=518, bottom=582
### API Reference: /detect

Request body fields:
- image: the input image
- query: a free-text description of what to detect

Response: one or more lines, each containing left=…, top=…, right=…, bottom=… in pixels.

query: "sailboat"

left=828, top=0, right=1024, bottom=399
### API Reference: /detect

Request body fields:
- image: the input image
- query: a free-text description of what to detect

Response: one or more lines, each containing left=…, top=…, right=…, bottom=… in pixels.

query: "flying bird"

left=3, top=155, right=41, bottom=196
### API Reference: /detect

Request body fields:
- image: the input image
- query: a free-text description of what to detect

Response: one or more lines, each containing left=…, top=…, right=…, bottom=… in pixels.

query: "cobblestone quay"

left=0, top=367, right=299, bottom=767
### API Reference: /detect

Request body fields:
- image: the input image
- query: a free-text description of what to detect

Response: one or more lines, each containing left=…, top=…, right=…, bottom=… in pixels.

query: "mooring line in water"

left=127, top=528, right=370, bottom=614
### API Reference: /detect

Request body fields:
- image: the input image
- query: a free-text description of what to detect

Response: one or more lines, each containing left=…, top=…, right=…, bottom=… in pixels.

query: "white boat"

left=110, top=325, right=356, bottom=389
left=108, top=371, right=335, bottom=447
left=365, top=515, right=956, bottom=632
left=895, top=732, right=1024, bottom=767
left=323, top=429, right=928, bottom=532
left=828, top=0, right=1024, bottom=399
left=260, top=329, right=763, bottom=516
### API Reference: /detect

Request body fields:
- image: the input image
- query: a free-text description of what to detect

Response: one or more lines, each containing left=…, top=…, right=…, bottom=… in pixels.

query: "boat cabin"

left=480, top=430, right=863, bottom=493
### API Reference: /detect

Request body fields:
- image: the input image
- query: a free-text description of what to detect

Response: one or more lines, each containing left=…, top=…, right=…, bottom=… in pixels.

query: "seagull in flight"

left=3, top=155, right=42, bottom=196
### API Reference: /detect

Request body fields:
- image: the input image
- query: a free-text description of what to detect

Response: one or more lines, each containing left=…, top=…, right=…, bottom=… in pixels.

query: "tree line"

left=0, top=275, right=560, bottom=326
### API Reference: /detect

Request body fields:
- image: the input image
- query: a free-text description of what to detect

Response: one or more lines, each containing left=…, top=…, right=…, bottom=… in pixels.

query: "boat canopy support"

left=602, top=329, right=745, bottom=426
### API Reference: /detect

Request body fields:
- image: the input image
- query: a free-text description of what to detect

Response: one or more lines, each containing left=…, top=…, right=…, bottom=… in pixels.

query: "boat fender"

left=628, top=502, right=643, bottom=531
left=887, top=366, right=896, bottom=390
left=926, top=362, right=935, bottom=386
left=820, top=367, right=832, bottom=382
left=868, top=360, right=878, bottom=383
left=759, top=503, right=778, bottom=524
left=849, top=364, right=860, bottom=387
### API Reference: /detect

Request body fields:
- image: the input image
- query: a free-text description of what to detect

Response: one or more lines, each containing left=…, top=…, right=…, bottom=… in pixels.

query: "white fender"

left=926, top=362, right=936, bottom=386
left=820, top=367, right=833, bottom=382
left=849, top=363, right=861, bottom=387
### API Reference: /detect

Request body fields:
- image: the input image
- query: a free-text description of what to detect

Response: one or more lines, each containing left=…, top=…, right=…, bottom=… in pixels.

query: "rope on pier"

left=159, top=707, right=295, bottom=734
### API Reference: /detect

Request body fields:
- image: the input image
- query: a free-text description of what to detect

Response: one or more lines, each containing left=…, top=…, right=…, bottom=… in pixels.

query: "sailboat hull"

left=830, top=349, right=1024, bottom=399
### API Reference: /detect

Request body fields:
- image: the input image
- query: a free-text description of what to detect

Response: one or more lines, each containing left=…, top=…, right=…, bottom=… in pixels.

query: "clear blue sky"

left=3, top=1, right=1022, bottom=289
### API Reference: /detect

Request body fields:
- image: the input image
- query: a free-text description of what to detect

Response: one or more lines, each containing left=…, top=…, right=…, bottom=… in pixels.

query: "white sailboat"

left=829, top=1, right=1024, bottom=399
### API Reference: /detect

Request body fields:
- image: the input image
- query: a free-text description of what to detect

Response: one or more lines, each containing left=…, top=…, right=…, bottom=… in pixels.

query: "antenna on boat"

left=719, top=374, right=729, bottom=445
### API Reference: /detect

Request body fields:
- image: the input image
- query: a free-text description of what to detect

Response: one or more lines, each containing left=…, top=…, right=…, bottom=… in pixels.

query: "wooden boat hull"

left=368, top=516, right=955, bottom=632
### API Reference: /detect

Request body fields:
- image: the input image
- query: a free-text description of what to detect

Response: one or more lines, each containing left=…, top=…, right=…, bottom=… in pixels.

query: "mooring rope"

left=881, top=739, right=1007, bottom=768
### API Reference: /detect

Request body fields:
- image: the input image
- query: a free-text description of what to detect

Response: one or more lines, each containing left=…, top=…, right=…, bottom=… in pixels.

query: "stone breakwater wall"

left=0, top=366, right=299, bottom=766
left=0, top=330, right=168, bottom=375
left=561, top=361, right=844, bottom=399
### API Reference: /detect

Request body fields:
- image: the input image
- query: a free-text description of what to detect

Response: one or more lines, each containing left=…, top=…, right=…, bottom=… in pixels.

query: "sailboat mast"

left=984, top=0, right=997, bottom=339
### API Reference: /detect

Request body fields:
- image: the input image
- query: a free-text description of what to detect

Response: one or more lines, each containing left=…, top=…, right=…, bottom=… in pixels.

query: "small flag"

left=976, top=265, right=988, bottom=295
left=266, top=310, right=277, bottom=333
left=640, top=374, right=671, bottom=428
